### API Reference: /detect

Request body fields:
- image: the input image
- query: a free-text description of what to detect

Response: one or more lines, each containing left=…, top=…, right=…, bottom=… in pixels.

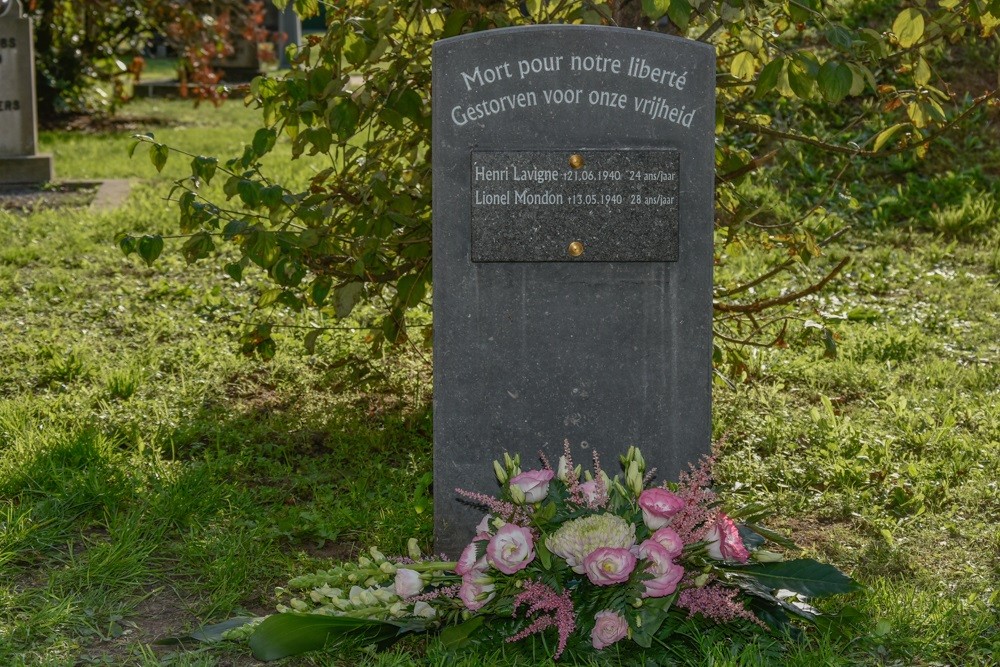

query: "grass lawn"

left=0, top=93, right=997, bottom=666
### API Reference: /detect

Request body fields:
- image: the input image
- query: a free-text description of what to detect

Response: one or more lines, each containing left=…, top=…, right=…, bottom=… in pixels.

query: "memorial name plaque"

left=471, top=149, right=680, bottom=262
left=433, top=26, right=715, bottom=556
left=0, top=0, right=54, bottom=184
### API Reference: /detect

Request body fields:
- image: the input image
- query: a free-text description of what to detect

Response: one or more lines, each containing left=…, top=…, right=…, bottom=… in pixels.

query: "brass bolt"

left=568, top=154, right=585, bottom=169
left=568, top=241, right=585, bottom=257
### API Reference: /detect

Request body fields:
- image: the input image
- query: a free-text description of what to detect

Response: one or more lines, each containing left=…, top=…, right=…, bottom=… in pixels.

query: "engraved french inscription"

left=471, top=149, right=680, bottom=262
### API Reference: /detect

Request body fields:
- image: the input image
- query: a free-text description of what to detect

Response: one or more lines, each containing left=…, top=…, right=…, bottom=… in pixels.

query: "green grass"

left=3, top=87, right=1000, bottom=666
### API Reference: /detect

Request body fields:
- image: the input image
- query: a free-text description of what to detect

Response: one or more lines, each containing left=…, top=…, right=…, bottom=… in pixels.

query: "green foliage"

left=29, top=0, right=266, bottom=118
left=250, top=614, right=422, bottom=660
left=123, top=0, right=1000, bottom=364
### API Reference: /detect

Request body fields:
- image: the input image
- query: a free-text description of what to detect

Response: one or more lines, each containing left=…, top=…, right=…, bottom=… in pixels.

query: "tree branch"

left=714, top=257, right=851, bottom=314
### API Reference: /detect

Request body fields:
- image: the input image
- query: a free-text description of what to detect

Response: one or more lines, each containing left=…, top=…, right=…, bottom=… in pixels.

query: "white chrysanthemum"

left=545, top=514, right=637, bottom=574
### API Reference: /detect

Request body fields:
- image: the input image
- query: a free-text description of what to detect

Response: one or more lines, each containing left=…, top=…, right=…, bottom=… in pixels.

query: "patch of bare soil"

left=40, top=113, right=177, bottom=134
left=0, top=182, right=98, bottom=211
left=80, top=588, right=263, bottom=666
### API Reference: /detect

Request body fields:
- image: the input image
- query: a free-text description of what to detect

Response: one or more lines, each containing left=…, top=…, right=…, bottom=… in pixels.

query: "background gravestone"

left=433, top=26, right=716, bottom=556
left=0, top=0, right=54, bottom=184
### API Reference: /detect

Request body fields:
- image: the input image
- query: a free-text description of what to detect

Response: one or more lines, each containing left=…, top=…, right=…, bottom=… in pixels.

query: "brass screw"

left=568, top=241, right=585, bottom=257
left=568, top=154, right=585, bottom=169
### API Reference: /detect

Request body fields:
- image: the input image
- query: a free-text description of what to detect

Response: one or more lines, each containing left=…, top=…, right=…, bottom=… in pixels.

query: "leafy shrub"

left=121, top=0, right=1000, bottom=362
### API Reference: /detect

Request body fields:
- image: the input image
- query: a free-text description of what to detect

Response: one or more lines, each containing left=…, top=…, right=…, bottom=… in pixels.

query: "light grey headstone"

left=0, top=0, right=54, bottom=184
left=278, top=6, right=302, bottom=70
left=432, top=26, right=715, bottom=556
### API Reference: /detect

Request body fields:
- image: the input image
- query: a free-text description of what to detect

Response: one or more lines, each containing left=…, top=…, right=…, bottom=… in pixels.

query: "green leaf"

left=788, top=56, right=816, bottom=99
left=344, top=32, right=370, bottom=66
left=156, top=617, right=256, bottom=645
left=335, top=282, right=364, bottom=318
left=127, top=137, right=143, bottom=159
left=390, top=88, right=424, bottom=125
left=442, top=9, right=470, bottom=37
left=728, top=558, right=861, bottom=598
left=117, top=233, right=137, bottom=256
left=439, top=617, right=484, bottom=650
left=253, top=128, right=278, bottom=156
left=294, top=0, right=320, bottom=17
left=249, top=613, right=414, bottom=660
left=304, top=329, right=321, bottom=355
left=641, top=0, right=671, bottom=21
left=745, top=523, right=802, bottom=551
left=149, top=143, right=169, bottom=172
left=873, top=123, right=909, bottom=152
left=893, top=8, right=925, bottom=49
left=913, top=57, right=931, bottom=86
left=138, top=235, right=164, bottom=267
left=225, top=261, right=244, bottom=282
left=271, top=256, right=306, bottom=288
left=631, top=594, right=675, bottom=648
left=825, top=24, right=854, bottom=51
left=191, top=156, right=218, bottom=185
left=666, top=0, right=693, bottom=32
left=243, top=230, right=281, bottom=269
left=536, top=538, right=552, bottom=570
left=328, top=98, right=361, bottom=140
left=182, top=232, right=215, bottom=263
left=238, top=180, right=262, bottom=208
left=817, top=61, right=852, bottom=103
left=223, top=219, right=249, bottom=241
left=257, top=338, right=277, bottom=361
left=311, top=276, right=332, bottom=306
left=395, top=274, right=426, bottom=308
left=730, top=51, right=756, bottom=82
left=755, top=58, right=784, bottom=99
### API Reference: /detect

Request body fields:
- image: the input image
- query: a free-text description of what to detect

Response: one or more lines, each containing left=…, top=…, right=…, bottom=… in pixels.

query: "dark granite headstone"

left=432, top=26, right=715, bottom=556
left=0, top=0, right=54, bottom=184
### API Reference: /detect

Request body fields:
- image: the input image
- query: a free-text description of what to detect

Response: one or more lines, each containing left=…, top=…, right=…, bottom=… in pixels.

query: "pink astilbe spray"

left=455, top=488, right=533, bottom=526
left=409, top=584, right=461, bottom=603
left=677, top=583, right=765, bottom=627
left=538, top=449, right=553, bottom=472
left=561, top=440, right=585, bottom=502
left=506, top=580, right=577, bottom=659
left=588, top=450, right=610, bottom=509
left=665, top=455, right=718, bottom=544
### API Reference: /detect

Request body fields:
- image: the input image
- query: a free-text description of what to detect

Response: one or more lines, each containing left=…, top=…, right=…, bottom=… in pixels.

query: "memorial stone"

left=0, top=0, right=54, bottom=184
left=433, top=26, right=716, bottom=556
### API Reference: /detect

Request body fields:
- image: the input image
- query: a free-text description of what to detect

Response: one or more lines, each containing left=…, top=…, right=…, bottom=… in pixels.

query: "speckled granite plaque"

left=433, top=26, right=715, bottom=556
left=471, top=149, right=679, bottom=262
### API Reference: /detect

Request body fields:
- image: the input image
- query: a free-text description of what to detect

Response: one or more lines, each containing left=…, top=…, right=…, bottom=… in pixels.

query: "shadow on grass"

left=0, top=382, right=433, bottom=663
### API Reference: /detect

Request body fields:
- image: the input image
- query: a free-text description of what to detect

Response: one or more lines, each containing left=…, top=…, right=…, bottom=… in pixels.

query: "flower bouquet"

left=237, top=445, right=860, bottom=661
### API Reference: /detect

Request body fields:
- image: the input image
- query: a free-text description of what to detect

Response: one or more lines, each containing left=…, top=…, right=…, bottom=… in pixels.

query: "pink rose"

left=638, top=540, right=684, bottom=598
left=583, top=547, right=636, bottom=586
left=703, top=512, right=749, bottom=563
left=650, top=526, right=684, bottom=558
left=393, top=568, right=423, bottom=598
left=638, top=488, right=685, bottom=530
left=509, top=469, right=555, bottom=503
left=455, top=541, right=486, bottom=576
left=458, top=570, right=495, bottom=611
left=487, top=524, right=535, bottom=574
left=591, top=609, right=629, bottom=649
